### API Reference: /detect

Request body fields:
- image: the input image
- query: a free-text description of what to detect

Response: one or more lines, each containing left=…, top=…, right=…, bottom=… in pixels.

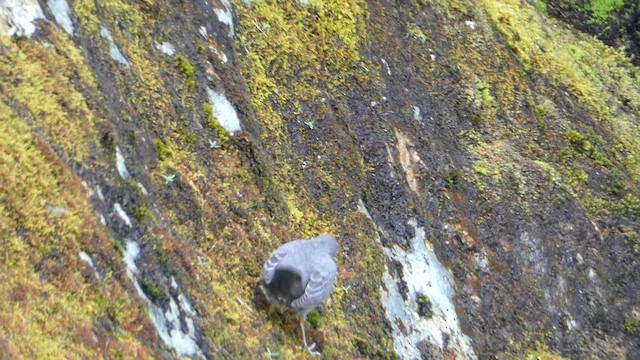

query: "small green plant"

left=564, top=167, right=589, bottom=187
left=161, top=174, right=176, bottom=184
left=304, top=120, right=315, bottom=129
left=197, top=256, right=208, bottom=266
left=208, top=139, right=220, bottom=149
left=341, top=285, right=351, bottom=295
left=255, top=19, right=271, bottom=33
left=618, top=193, right=640, bottom=216
left=534, top=105, right=548, bottom=121
left=108, top=233, right=124, bottom=255
left=264, top=348, right=278, bottom=359
left=562, top=130, right=610, bottom=166
left=621, top=229, right=639, bottom=254
left=443, top=170, right=462, bottom=188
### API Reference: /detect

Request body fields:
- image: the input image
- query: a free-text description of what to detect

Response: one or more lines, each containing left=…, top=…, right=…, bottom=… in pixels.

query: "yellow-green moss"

left=175, top=55, right=196, bottom=91
left=235, top=0, right=369, bottom=143
left=104, top=0, right=146, bottom=36
left=481, top=0, right=640, bottom=182
left=72, top=0, right=100, bottom=34
left=625, top=316, right=640, bottom=336
left=0, top=36, right=97, bottom=164
left=524, top=342, right=569, bottom=360
left=0, top=103, right=153, bottom=358
left=407, top=22, right=428, bottom=43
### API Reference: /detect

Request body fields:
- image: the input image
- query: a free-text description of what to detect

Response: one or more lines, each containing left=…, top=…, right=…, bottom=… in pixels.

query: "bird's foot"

left=302, top=342, right=320, bottom=356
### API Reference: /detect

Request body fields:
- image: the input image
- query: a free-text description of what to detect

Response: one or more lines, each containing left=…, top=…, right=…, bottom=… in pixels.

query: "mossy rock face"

left=1, top=0, right=640, bottom=358
left=541, top=0, right=640, bottom=65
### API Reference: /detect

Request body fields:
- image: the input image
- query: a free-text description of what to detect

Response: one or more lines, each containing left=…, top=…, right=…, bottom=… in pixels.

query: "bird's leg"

left=300, top=317, right=319, bottom=356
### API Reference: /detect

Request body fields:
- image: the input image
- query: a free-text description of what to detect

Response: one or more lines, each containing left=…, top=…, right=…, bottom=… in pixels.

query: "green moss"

left=473, top=164, right=495, bottom=177
left=624, top=317, right=640, bottom=336
left=131, top=204, right=154, bottom=223
left=482, top=0, right=640, bottom=183
left=105, top=0, right=146, bottom=36
left=307, top=309, right=323, bottom=329
left=588, top=0, right=624, bottom=24
left=153, top=139, right=173, bottom=161
left=621, top=228, right=640, bottom=253
left=525, top=349, right=568, bottom=360
left=562, top=167, right=589, bottom=187
left=476, top=82, right=498, bottom=122
left=562, top=130, right=611, bottom=166
left=407, top=23, right=428, bottom=43
left=416, top=293, right=433, bottom=318
left=139, top=278, right=164, bottom=303
left=110, top=235, right=125, bottom=255
left=72, top=0, right=100, bottom=34
left=616, top=193, right=640, bottom=216
left=236, top=0, right=369, bottom=145
left=202, top=103, right=229, bottom=145
left=0, top=102, right=153, bottom=358
left=174, top=55, right=196, bottom=91
left=443, top=170, right=462, bottom=188
left=532, top=0, right=548, bottom=15
left=0, top=37, right=97, bottom=164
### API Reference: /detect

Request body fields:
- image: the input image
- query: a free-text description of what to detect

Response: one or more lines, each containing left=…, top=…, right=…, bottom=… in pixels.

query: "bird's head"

left=315, top=235, right=338, bottom=257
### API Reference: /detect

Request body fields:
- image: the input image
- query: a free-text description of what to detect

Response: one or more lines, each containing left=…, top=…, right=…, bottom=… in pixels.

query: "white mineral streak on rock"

left=357, top=200, right=477, bottom=360
left=381, top=58, right=391, bottom=76
left=115, top=146, right=131, bottom=180
left=100, top=26, right=130, bottom=67
left=79, top=251, right=100, bottom=280
left=0, top=0, right=44, bottom=37
left=123, top=241, right=204, bottom=358
left=215, top=0, right=234, bottom=36
left=47, top=0, right=73, bottom=35
left=412, top=105, right=423, bottom=122
left=158, top=41, right=175, bottom=56
left=207, top=88, right=242, bottom=133
left=113, top=203, right=132, bottom=227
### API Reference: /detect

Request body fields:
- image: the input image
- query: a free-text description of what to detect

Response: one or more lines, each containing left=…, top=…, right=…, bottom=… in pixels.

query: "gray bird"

left=261, top=235, right=338, bottom=355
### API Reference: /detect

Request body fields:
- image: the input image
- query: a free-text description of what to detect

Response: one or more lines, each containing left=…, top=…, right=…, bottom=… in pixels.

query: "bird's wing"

left=291, top=269, right=335, bottom=310
left=262, top=250, right=287, bottom=284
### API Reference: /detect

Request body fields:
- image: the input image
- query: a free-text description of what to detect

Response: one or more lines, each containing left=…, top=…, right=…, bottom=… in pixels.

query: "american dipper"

left=261, top=235, right=338, bottom=355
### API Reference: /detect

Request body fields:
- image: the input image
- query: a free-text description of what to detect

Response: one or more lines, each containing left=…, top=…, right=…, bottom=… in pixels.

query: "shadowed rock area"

left=1, top=0, right=639, bottom=359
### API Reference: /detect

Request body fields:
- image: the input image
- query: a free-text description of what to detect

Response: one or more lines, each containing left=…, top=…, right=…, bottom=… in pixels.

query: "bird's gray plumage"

left=262, top=235, right=338, bottom=316
left=261, top=235, right=338, bottom=355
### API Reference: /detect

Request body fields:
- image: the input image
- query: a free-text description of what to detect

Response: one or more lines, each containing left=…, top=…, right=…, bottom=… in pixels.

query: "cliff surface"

left=1, top=0, right=640, bottom=359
